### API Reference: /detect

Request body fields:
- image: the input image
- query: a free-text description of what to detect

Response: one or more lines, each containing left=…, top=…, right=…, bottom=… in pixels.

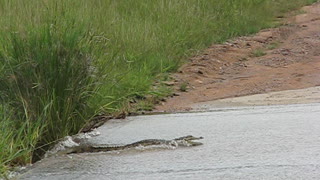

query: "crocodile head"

left=174, top=135, right=204, bottom=146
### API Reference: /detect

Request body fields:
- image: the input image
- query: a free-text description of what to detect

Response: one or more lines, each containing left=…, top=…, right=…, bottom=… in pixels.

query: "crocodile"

left=65, top=135, right=204, bottom=154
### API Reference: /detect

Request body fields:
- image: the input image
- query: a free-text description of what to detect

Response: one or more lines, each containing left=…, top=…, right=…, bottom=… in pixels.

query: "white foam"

left=45, top=130, right=101, bottom=157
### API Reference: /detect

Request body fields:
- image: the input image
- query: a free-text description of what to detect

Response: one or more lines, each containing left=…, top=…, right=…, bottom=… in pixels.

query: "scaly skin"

left=67, top=135, right=203, bottom=154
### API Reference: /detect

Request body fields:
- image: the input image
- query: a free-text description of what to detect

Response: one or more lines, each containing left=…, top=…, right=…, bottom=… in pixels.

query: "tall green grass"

left=0, top=0, right=318, bottom=176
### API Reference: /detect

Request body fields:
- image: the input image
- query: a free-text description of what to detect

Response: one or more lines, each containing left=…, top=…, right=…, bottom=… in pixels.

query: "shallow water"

left=20, top=103, right=320, bottom=179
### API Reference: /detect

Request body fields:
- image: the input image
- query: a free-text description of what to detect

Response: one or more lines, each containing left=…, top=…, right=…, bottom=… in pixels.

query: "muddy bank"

left=155, top=2, right=320, bottom=112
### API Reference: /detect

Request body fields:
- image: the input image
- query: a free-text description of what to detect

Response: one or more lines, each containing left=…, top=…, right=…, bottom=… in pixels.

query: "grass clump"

left=0, top=105, right=42, bottom=178
left=179, top=82, right=189, bottom=92
left=0, top=3, right=101, bottom=171
left=267, top=41, right=281, bottom=50
left=0, top=0, right=318, bottom=176
left=252, top=48, right=267, bottom=57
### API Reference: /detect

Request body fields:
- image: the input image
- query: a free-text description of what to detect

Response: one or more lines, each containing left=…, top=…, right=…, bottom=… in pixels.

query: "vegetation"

left=0, top=0, right=318, bottom=177
left=252, top=48, right=267, bottom=57
left=179, top=82, right=189, bottom=92
left=267, top=41, right=281, bottom=50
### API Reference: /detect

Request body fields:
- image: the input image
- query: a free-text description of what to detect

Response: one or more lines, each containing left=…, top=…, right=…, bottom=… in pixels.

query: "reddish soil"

left=155, top=2, right=320, bottom=112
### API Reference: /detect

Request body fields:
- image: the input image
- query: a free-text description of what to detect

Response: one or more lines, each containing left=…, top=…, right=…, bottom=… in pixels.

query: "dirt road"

left=155, top=2, right=320, bottom=112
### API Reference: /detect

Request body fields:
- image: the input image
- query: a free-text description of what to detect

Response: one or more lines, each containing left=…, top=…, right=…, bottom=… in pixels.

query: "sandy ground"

left=155, top=2, right=320, bottom=112
left=192, top=86, right=320, bottom=110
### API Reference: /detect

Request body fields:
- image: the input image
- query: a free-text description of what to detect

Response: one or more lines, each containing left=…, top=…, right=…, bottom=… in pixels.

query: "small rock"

left=282, top=51, right=289, bottom=56
left=197, top=70, right=204, bottom=74
left=160, top=98, right=166, bottom=102
left=163, top=81, right=175, bottom=86
left=259, top=31, right=273, bottom=39
left=129, top=99, right=136, bottom=103
left=253, top=37, right=266, bottom=43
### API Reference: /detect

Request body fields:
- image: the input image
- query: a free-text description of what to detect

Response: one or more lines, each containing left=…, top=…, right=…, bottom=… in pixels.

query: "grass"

left=267, top=41, right=281, bottom=50
left=179, top=82, right=189, bottom=92
left=252, top=48, right=267, bottom=57
left=0, top=0, right=318, bottom=177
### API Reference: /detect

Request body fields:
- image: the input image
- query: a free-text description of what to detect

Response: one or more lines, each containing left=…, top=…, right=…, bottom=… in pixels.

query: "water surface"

left=20, top=103, right=320, bottom=179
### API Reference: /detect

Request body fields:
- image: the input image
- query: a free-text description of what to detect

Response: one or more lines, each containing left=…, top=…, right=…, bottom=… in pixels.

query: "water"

left=19, top=103, right=320, bottom=179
